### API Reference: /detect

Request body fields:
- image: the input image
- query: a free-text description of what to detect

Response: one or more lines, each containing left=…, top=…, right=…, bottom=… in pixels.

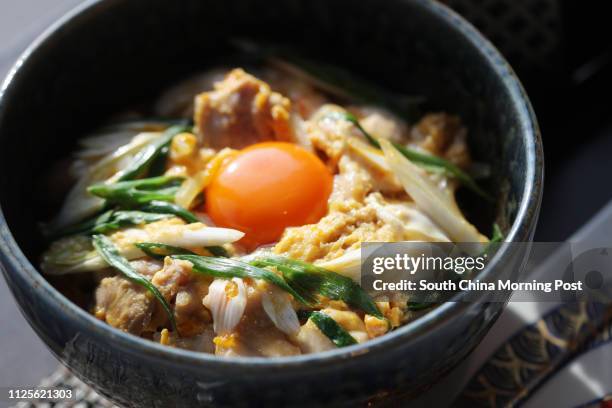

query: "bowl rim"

left=0, top=0, right=543, bottom=369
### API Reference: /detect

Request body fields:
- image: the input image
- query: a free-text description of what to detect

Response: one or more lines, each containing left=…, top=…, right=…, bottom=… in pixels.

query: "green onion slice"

left=134, top=243, right=197, bottom=260
left=171, top=255, right=309, bottom=305
left=139, top=200, right=199, bottom=223
left=49, top=210, right=173, bottom=238
left=307, top=311, right=358, bottom=348
left=87, top=176, right=183, bottom=206
left=251, top=256, right=383, bottom=319
left=117, top=125, right=191, bottom=181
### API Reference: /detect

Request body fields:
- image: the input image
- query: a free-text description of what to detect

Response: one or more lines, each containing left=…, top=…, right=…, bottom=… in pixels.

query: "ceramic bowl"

left=0, top=0, right=543, bottom=406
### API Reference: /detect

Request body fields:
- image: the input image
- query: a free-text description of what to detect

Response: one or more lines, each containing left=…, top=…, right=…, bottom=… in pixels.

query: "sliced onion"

left=379, top=139, right=486, bottom=246
left=203, top=278, right=247, bottom=335
left=174, top=148, right=235, bottom=210
left=76, top=122, right=168, bottom=159
left=261, top=285, right=300, bottom=336
left=160, top=225, right=244, bottom=248
left=42, top=223, right=244, bottom=275
left=364, top=193, right=450, bottom=242
left=315, top=249, right=362, bottom=283
left=346, top=137, right=391, bottom=174
left=51, top=132, right=163, bottom=229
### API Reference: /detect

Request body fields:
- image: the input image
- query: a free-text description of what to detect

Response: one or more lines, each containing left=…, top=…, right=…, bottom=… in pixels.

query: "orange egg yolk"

left=205, top=142, right=333, bottom=250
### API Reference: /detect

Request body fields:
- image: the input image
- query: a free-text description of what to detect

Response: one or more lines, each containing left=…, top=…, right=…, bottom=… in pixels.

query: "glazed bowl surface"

left=0, top=0, right=543, bottom=406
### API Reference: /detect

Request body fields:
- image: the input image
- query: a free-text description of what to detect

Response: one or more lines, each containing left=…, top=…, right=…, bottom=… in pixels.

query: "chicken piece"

left=152, top=258, right=212, bottom=337
left=212, top=281, right=301, bottom=357
left=329, top=152, right=404, bottom=204
left=194, top=68, right=293, bottom=149
left=173, top=278, right=212, bottom=337
left=305, top=104, right=411, bottom=174
left=129, top=259, right=163, bottom=277
left=151, top=258, right=194, bottom=299
left=93, top=276, right=154, bottom=335
left=305, top=105, right=357, bottom=165
left=411, top=113, right=471, bottom=168
left=353, top=106, right=409, bottom=144
left=306, top=121, right=346, bottom=166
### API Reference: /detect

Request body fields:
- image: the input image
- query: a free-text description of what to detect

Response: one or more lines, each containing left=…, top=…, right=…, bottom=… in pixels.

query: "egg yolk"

left=205, top=142, right=333, bottom=250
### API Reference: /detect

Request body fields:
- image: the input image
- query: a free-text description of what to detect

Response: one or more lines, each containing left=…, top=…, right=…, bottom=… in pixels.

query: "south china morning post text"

left=360, top=242, right=609, bottom=303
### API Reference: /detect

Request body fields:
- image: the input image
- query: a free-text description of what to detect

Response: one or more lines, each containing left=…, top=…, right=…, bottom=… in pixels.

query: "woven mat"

left=11, top=367, right=116, bottom=408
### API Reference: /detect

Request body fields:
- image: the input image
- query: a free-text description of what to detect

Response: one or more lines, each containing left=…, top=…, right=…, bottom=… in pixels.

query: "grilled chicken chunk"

left=194, top=68, right=293, bottom=149
left=152, top=258, right=212, bottom=337
left=411, top=113, right=471, bottom=168
left=94, top=276, right=155, bottom=335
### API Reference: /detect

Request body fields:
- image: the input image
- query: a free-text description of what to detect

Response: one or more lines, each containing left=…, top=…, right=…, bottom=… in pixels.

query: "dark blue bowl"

left=0, top=0, right=543, bottom=406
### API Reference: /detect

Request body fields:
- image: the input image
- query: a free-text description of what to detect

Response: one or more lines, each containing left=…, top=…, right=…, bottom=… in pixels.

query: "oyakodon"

left=40, top=53, right=497, bottom=357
